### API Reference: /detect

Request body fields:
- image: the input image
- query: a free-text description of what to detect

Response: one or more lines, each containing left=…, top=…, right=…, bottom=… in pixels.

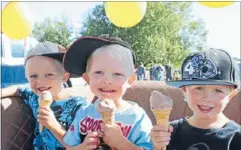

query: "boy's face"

left=83, top=51, right=136, bottom=101
left=25, top=56, right=69, bottom=96
left=183, top=85, right=234, bottom=119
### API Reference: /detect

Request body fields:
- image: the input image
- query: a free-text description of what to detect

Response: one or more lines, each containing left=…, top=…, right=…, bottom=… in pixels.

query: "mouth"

left=37, top=87, right=51, bottom=92
left=197, top=105, right=214, bottom=113
left=99, top=88, right=115, bottom=94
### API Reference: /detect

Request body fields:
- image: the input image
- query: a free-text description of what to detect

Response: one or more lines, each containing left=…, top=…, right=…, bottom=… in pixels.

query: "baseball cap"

left=167, top=48, right=240, bottom=89
left=24, top=41, right=66, bottom=64
left=63, top=34, right=136, bottom=77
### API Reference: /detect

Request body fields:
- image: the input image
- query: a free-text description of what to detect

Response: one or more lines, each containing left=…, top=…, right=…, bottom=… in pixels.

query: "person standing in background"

left=137, top=62, right=146, bottom=80
left=165, top=64, right=172, bottom=81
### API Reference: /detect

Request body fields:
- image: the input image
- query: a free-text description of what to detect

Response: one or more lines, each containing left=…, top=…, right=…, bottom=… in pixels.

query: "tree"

left=80, top=2, right=207, bottom=68
left=32, top=15, right=72, bottom=48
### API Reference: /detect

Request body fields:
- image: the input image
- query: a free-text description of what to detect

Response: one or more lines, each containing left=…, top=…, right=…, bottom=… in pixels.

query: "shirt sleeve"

left=128, top=108, right=153, bottom=150
left=63, top=104, right=88, bottom=146
left=230, top=128, right=241, bottom=149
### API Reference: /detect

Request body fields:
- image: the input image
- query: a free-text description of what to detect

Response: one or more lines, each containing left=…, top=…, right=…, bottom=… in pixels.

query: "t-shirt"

left=63, top=99, right=153, bottom=150
left=137, top=66, right=145, bottom=75
left=168, top=118, right=241, bottom=150
left=18, top=87, right=88, bottom=150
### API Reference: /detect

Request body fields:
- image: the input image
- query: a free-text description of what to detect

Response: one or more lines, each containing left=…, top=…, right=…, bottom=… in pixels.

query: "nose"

left=201, top=91, right=213, bottom=102
left=102, top=74, right=112, bottom=84
left=36, top=76, right=48, bottom=85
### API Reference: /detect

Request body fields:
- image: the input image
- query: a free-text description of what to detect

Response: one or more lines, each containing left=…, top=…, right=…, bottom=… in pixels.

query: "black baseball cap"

left=63, top=34, right=136, bottom=77
left=167, top=48, right=240, bottom=89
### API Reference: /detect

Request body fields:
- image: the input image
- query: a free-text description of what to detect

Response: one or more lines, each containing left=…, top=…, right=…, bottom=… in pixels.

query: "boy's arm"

left=1, top=85, right=20, bottom=98
left=49, top=123, right=69, bottom=148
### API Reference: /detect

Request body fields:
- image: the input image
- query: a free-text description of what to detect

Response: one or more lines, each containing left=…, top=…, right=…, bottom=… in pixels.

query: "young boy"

left=1, top=41, right=88, bottom=149
left=151, top=48, right=241, bottom=150
left=63, top=34, right=153, bottom=150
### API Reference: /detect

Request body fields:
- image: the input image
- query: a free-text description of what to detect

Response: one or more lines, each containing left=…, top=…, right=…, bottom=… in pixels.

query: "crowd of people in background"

left=136, top=63, right=181, bottom=81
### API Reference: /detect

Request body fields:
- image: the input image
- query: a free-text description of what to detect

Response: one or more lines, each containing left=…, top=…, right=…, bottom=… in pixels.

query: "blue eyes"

left=94, top=71, right=123, bottom=76
left=29, top=73, right=55, bottom=79
left=215, top=89, right=224, bottom=94
left=29, top=74, right=38, bottom=78
left=94, top=71, right=103, bottom=75
left=46, top=73, right=54, bottom=77
left=194, top=87, right=224, bottom=94
left=113, top=73, right=123, bottom=76
left=195, top=87, right=203, bottom=91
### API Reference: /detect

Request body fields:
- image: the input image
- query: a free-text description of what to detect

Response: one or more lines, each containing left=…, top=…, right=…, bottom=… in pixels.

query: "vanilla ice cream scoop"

left=38, top=91, right=53, bottom=132
left=97, top=99, right=116, bottom=126
left=38, top=91, right=52, bottom=104
left=97, top=99, right=116, bottom=113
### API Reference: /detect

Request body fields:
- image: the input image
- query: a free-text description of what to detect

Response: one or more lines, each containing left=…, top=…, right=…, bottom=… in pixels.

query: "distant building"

left=1, top=34, right=39, bottom=65
left=1, top=34, right=39, bottom=88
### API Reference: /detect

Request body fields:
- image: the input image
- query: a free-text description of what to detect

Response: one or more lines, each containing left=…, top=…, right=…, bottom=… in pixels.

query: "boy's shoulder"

left=170, top=118, right=185, bottom=128
left=120, top=100, right=149, bottom=119
left=68, top=96, right=88, bottom=103
left=18, top=86, right=33, bottom=93
left=125, top=100, right=146, bottom=112
left=170, top=118, right=241, bottom=132
left=54, top=96, right=90, bottom=110
left=17, top=86, right=37, bottom=98
left=224, top=120, right=241, bottom=132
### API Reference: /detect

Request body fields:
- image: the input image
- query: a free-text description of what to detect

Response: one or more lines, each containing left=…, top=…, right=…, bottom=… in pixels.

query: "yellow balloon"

left=1, top=2, right=9, bottom=30
left=199, top=2, right=234, bottom=8
left=2, top=2, right=32, bottom=40
left=105, top=2, right=147, bottom=28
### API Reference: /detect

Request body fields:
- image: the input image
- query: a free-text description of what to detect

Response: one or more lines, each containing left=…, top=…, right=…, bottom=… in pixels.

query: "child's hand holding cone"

left=38, top=91, right=53, bottom=132
left=150, top=91, right=173, bottom=150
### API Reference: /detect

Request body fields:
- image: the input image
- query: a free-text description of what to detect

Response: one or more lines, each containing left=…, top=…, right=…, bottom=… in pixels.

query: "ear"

left=180, top=86, right=186, bottom=92
left=127, top=74, right=137, bottom=86
left=228, top=89, right=239, bottom=101
left=82, top=73, right=90, bottom=84
left=63, top=72, right=70, bottom=82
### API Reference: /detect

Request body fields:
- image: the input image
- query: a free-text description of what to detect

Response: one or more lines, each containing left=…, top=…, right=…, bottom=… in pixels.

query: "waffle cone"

left=100, top=111, right=115, bottom=126
left=152, top=108, right=171, bottom=128
left=39, top=100, right=52, bottom=132
left=152, top=109, right=172, bottom=150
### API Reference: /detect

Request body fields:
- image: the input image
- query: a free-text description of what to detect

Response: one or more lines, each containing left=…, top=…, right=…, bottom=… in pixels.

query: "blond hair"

left=86, top=44, right=135, bottom=76
left=24, top=41, right=66, bottom=74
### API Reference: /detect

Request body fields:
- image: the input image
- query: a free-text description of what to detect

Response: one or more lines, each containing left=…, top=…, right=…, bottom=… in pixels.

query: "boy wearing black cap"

left=63, top=34, right=153, bottom=150
left=1, top=41, right=88, bottom=149
left=151, top=48, right=241, bottom=150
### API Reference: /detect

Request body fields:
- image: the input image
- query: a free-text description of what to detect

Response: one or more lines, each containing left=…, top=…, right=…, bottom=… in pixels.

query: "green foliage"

left=32, top=16, right=72, bottom=48
left=80, top=2, right=207, bottom=68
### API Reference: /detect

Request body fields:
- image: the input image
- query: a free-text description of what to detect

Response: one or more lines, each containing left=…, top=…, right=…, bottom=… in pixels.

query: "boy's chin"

left=195, top=112, right=217, bottom=119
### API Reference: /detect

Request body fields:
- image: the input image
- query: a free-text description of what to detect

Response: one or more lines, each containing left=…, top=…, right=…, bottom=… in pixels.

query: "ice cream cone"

left=150, top=91, right=173, bottom=150
left=152, top=108, right=172, bottom=128
left=38, top=91, right=53, bottom=133
left=96, top=99, right=116, bottom=150
left=100, top=111, right=115, bottom=126
left=97, top=99, right=116, bottom=126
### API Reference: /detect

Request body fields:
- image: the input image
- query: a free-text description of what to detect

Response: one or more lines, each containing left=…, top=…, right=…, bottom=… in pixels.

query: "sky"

left=3, top=1, right=240, bottom=59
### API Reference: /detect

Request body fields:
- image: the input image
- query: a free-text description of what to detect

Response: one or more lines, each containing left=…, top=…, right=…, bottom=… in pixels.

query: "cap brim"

left=64, top=37, right=112, bottom=77
left=42, top=53, right=65, bottom=63
left=64, top=36, right=136, bottom=77
left=41, top=53, right=77, bottom=78
left=167, top=80, right=237, bottom=88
